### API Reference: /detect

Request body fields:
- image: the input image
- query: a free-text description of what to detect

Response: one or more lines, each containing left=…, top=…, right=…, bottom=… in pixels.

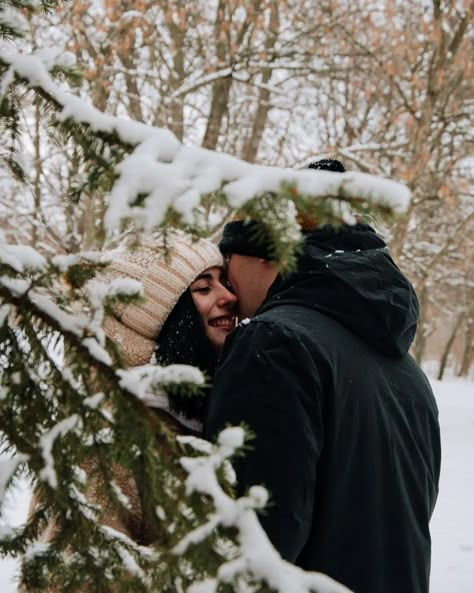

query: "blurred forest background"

left=1, top=0, right=473, bottom=378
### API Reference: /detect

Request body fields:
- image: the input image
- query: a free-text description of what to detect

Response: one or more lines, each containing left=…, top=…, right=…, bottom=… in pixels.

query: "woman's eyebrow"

left=192, top=272, right=213, bottom=282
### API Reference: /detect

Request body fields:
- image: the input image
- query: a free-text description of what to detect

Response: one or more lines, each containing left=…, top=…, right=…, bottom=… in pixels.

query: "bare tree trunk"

left=202, top=77, right=232, bottom=150
left=31, top=102, right=42, bottom=248
left=63, top=147, right=82, bottom=253
left=390, top=202, right=414, bottom=261
left=241, top=4, right=280, bottom=163
left=155, top=2, right=187, bottom=141
left=458, top=315, right=474, bottom=377
left=437, top=312, right=464, bottom=381
left=80, top=195, right=97, bottom=251
left=121, top=56, right=144, bottom=122
left=202, top=0, right=232, bottom=150
left=412, top=285, right=431, bottom=364
left=168, top=35, right=185, bottom=142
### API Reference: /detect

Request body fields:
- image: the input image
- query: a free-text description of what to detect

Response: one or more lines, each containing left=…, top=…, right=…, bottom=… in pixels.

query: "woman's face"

left=190, top=266, right=237, bottom=349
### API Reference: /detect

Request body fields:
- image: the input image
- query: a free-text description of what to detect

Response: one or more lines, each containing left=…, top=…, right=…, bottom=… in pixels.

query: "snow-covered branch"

left=169, top=67, right=233, bottom=100
left=176, top=428, right=353, bottom=593
left=39, top=415, right=82, bottom=488
left=117, top=364, right=205, bottom=401
left=1, top=50, right=411, bottom=241
left=0, top=453, right=29, bottom=504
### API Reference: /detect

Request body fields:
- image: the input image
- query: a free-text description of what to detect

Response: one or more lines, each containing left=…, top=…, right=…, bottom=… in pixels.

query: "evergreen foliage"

left=0, top=248, right=230, bottom=592
left=0, top=2, right=407, bottom=592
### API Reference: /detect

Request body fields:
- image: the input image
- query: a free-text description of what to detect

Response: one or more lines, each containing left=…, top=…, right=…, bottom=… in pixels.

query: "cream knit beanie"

left=100, top=231, right=223, bottom=367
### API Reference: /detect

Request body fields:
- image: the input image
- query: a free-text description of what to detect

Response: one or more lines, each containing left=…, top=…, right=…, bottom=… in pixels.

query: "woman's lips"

left=209, top=316, right=235, bottom=330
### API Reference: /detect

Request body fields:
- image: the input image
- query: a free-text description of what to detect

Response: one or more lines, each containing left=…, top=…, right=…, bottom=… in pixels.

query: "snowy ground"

left=1, top=377, right=473, bottom=592
left=429, top=378, right=474, bottom=593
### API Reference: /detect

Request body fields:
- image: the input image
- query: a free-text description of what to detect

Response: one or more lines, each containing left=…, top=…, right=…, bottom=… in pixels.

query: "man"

left=205, top=160, right=441, bottom=593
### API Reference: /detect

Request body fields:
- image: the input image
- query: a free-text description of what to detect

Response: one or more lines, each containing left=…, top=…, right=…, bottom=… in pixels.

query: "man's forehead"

left=226, top=254, right=265, bottom=274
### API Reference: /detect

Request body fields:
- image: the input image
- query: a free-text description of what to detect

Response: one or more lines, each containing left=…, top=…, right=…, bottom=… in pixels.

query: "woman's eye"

left=194, top=287, right=211, bottom=294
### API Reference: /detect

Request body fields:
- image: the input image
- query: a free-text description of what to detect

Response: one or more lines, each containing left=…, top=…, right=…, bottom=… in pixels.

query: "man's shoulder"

left=234, top=309, right=298, bottom=339
left=252, top=303, right=338, bottom=338
left=237, top=304, right=313, bottom=337
left=227, top=304, right=335, bottom=359
left=224, top=306, right=312, bottom=355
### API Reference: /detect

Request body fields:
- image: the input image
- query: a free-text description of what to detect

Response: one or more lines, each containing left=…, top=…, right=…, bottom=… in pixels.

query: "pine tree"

left=1, top=2, right=408, bottom=592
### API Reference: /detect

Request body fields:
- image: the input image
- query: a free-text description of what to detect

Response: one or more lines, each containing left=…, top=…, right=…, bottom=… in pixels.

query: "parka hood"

left=261, top=224, right=419, bottom=357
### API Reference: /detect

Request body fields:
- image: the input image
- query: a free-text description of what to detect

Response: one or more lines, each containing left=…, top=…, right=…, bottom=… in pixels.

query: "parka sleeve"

left=205, top=320, right=324, bottom=562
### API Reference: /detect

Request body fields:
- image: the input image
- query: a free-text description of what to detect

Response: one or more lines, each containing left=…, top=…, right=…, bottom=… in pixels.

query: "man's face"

left=226, top=254, right=278, bottom=320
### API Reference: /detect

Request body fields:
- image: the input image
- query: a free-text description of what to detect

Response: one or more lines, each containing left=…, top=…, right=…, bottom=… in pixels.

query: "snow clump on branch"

left=0, top=50, right=411, bottom=239
left=175, top=428, right=353, bottom=593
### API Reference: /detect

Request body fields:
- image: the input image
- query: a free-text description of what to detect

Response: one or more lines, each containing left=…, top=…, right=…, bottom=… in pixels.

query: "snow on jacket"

left=205, top=224, right=441, bottom=593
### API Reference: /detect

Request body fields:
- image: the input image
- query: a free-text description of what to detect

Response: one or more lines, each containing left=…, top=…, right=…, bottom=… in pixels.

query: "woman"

left=20, top=231, right=236, bottom=592
left=102, top=230, right=236, bottom=428
left=102, top=230, right=235, bottom=364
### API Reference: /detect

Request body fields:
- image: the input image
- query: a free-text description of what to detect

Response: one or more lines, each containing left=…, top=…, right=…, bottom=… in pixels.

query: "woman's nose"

left=217, top=286, right=237, bottom=307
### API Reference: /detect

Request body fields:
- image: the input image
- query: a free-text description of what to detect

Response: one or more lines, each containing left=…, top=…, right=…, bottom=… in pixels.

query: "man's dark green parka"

left=206, top=224, right=441, bottom=593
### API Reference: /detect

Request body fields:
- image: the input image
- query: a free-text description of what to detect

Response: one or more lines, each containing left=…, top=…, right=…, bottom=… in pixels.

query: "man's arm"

left=205, top=319, right=324, bottom=562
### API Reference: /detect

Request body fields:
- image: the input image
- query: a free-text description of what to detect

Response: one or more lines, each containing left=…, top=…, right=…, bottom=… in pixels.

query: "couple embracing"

left=33, top=161, right=442, bottom=593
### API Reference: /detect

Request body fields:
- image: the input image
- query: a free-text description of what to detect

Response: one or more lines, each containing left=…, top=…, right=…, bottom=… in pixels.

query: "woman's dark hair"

left=155, top=289, right=218, bottom=422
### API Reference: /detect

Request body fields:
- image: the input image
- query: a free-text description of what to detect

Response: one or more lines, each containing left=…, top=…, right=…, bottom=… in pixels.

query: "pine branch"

left=175, top=429, right=351, bottom=593
left=0, top=243, right=226, bottom=591
left=1, top=44, right=410, bottom=269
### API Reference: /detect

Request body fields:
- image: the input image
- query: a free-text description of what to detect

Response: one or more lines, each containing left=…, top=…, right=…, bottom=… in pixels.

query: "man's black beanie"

left=307, top=158, right=345, bottom=172
left=218, top=159, right=345, bottom=259
left=218, top=219, right=273, bottom=260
